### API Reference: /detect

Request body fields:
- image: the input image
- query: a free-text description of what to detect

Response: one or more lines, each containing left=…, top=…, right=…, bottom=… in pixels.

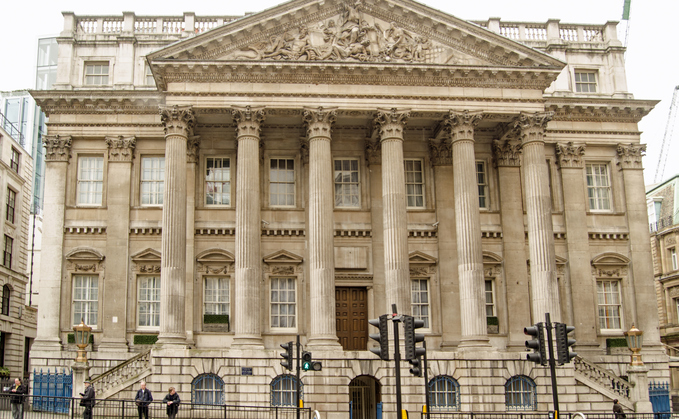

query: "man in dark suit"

left=79, top=380, right=95, bottom=419
left=135, top=381, right=153, bottom=419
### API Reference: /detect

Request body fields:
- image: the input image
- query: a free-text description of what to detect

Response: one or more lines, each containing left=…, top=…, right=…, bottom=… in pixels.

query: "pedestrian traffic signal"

left=408, top=355, right=422, bottom=377
left=368, top=314, right=390, bottom=361
left=555, top=323, right=577, bottom=365
left=403, top=315, right=425, bottom=361
left=280, top=341, right=293, bottom=371
left=524, top=323, right=546, bottom=365
left=301, top=351, right=323, bottom=371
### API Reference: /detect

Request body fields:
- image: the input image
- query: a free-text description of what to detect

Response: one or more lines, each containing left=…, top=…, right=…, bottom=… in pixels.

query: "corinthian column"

left=374, top=108, right=411, bottom=314
left=33, top=135, right=71, bottom=352
left=515, top=112, right=560, bottom=322
left=157, top=105, right=195, bottom=346
left=303, top=107, right=341, bottom=348
left=232, top=106, right=265, bottom=348
left=444, top=110, right=490, bottom=349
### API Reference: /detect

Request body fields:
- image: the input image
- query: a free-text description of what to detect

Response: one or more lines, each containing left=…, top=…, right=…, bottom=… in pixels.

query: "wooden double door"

left=335, top=287, right=368, bottom=351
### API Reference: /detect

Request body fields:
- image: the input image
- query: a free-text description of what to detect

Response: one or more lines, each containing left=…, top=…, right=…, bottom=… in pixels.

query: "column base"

left=32, top=337, right=63, bottom=352
left=98, top=338, right=130, bottom=352
left=231, top=335, right=264, bottom=349
left=457, top=336, right=492, bottom=351
left=157, top=333, right=187, bottom=349
left=307, top=336, right=342, bottom=350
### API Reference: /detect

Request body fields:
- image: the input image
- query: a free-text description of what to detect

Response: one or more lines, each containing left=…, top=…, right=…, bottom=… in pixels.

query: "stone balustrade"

left=573, top=356, right=632, bottom=400
left=90, top=349, right=152, bottom=396
left=68, top=13, right=243, bottom=36
left=473, top=19, right=619, bottom=46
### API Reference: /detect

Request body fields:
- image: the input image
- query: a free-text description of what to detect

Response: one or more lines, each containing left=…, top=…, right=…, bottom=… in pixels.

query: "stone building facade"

left=30, top=1, right=667, bottom=417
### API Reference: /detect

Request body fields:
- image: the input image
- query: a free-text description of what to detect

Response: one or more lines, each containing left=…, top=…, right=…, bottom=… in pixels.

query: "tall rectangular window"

left=205, top=157, right=230, bottom=206
left=597, top=280, right=622, bottom=330
left=204, top=277, right=229, bottom=315
left=271, top=277, right=296, bottom=328
left=334, top=159, right=359, bottom=208
left=671, top=248, right=678, bottom=271
left=270, top=159, right=295, bottom=206
left=586, top=164, right=611, bottom=211
left=73, top=275, right=98, bottom=326
left=10, top=148, right=20, bottom=173
left=145, top=64, right=155, bottom=86
left=3, top=236, right=12, bottom=269
left=77, top=156, right=104, bottom=205
left=485, top=280, right=496, bottom=317
left=405, top=159, right=424, bottom=208
left=574, top=71, right=597, bottom=93
left=411, top=279, right=430, bottom=328
left=5, top=188, right=15, bottom=224
left=477, top=161, right=488, bottom=208
left=138, top=276, right=160, bottom=328
left=141, top=157, right=165, bottom=206
left=84, top=62, right=109, bottom=85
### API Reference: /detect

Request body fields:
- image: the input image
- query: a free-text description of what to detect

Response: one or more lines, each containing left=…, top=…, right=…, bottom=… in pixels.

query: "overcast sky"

left=2, top=0, right=677, bottom=184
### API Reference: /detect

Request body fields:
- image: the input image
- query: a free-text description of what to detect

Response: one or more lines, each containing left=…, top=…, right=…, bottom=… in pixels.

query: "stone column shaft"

left=446, top=111, right=490, bottom=348
left=233, top=106, right=265, bottom=348
left=375, top=109, right=411, bottom=314
left=158, top=106, right=195, bottom=346
left=304, top=108, right=340, bottom=348
left=516, top=112, right=560, bottom=322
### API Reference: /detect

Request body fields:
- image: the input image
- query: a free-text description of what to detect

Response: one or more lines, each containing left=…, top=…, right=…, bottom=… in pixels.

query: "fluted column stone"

left=374, top=108, right=411, bottom=315
left=33, top=135, right=71, bottom=351
left=157, top=105, right=195, bottom=346
left=303, top=107, right=341, bottom=348
left=445, top=111, right=490, bottom=349
left=515, top=112, right=561, bottom=322
left=232, top=106, right=265, bottom=348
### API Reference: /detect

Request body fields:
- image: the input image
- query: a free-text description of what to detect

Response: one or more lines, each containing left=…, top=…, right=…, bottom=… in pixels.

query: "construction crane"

left=654, top=85, right=679, bottom=183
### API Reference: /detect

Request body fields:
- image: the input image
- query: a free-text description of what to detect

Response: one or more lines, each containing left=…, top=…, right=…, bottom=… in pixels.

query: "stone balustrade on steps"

left=90, top=349, right=152, bottom=400
left=573, top=355, right=633, bottom=409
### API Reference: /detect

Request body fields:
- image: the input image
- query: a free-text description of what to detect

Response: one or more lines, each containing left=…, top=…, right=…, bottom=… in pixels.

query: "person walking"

left=162, top=387, right=180, bottom=419
left=613, top=399, right=626, bottom=419
left=79, top=379, right=95, bottom=419
left=135, top=381, right=153, bottom=419
left=7, top=377, right=27, bottom=419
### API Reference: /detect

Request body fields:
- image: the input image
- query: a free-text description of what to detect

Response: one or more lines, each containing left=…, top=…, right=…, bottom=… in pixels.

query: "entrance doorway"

left=335, top=287, right=368, bottom=350
left=349, top=375, right=381, bottom=419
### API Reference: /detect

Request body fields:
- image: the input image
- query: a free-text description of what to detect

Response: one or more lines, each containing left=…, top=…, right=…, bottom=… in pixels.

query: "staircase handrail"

left=90, top=349, right=152, bottom=394
left=573, top=355, right=631, bottom=400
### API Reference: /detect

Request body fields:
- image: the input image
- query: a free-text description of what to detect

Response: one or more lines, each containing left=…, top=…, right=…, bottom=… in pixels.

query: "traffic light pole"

left=296, top=334, right=301, bottom=419
left=423, top=340, right=430, bottom=419
left=545, top=313, right=559, bottom=416
left=392, top=304, right=403, bottom=419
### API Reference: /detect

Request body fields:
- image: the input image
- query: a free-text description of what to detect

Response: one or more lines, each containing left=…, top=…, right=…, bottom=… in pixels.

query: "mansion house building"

left=30, top=0, right=667, bottom=417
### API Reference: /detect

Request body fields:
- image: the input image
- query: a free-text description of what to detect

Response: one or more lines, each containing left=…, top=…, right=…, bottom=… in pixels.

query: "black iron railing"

left=0, top=111, right=26, bottom=148
left=650, top=212, right=679, bottom=233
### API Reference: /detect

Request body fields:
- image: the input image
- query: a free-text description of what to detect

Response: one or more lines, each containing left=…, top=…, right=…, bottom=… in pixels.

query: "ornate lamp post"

left=624, top=324, right=644, bottom=366
left=73, top=319, right=92, bottom=363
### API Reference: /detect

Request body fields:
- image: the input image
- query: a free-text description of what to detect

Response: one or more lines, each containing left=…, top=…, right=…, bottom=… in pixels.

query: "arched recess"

left=349, top=375, right=381, bottom=419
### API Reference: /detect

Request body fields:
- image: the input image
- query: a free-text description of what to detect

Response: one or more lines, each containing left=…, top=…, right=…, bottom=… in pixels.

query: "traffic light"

left=280, top=341, right=293, bottom=371
left=301, top=351, right=322, bottom=371
left=408, top=355, right=422, bottom=377
left=404, top=315, right=425, bottom=361
left=369, top=314, right=390, bottom=361
left=555, top=323, right=577, bottom=365
left=524, top=323, right=546, bottom=365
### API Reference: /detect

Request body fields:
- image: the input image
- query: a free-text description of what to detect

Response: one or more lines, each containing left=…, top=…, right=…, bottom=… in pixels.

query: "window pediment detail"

left=196, top=248, right=235, bottom=274
left=66, top=247, right=105, bottom=272
left=131, top=248, right=161, bottom=273
left=483, top=251, right=502, bottom=277
left=409, top=251, right=437, bottom=276
left=591, top=252, right=629, bottom=277
left=263, top=250, right=304, bottom=274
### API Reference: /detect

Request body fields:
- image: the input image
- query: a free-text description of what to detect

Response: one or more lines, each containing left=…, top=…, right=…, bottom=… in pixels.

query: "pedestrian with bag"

left=162, top=387, right=180, bottom=419
left=135, top=381, right=153, bottom=419
left=7, top=377, right=27, bottom=419
left=79, top=379, right=95, bottom=419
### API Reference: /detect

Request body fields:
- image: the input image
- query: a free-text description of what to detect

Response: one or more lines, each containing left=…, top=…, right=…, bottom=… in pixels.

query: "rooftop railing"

left=472, top=18, right=618, bottom=46
left=650, top=210, right=679, bottom=233
left=0, top=111, right=26, bottom=148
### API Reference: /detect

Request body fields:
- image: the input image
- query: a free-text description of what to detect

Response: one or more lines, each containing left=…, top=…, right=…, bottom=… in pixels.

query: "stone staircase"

left=573, top=355, right=633, bottom=409
left=90, top=349, right=152, bottom=399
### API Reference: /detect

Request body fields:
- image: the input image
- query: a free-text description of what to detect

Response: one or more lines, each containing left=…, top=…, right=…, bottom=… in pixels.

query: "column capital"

left=232, top=105, right=265, bottom=138
left=44, top=135, right=72, bottom=162
left=374, top=108, right=409, bottom=142
left=187, top=136, right=201, bottom=164
left=365, top=139, right=381, bottom=166
left=617, top=143, right=646, bottom=170
left=160, top=105, right=195, bottom=138
left=556, top=142, right=586, bottom=169
left=429, top=138, right=452, bottom=166
left=105, top=135, right=136, bottom=162
left=514, top=111, right=553, bottom=145
left=444, top=110, right=483, bottom=143
left=492, top=140, right=522, bottom=167
left=303, top=107, right=337, bottom=140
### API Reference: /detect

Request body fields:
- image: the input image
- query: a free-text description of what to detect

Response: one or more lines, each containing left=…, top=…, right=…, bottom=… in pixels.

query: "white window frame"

left=485, top=279, right=496, bottom=317
left=269, top=158, right=296, bottom=207
left=671, top=248, right=678, bottom=271
left=84, top=62, right=110, bottom=85
left=73, top=275, right=98, bottom=327
left=333, top=158, right=360, bottom=208
left=586, top=163, right=612, bottom=211
left=411, top=279, right=430, bottom=329
left=270, top=277, right=296, bottom=330
left=138, top=276, right=161, bottom=329
left=597, top=279, right=623, bottom=331
left=204, top=276, right=229, bottom=316
left=145, top=64, right=155, bottom=86
left=205, top=157, right=231, bottom=206
left=77, top=156, right=104, bottom=206
left=405, top=159, right=425, bottom=208
left=140, top=157, right=165, bottom=206
left=574, top=70, right=597, bottom=93
left=476, top=160, right=488, bottom=209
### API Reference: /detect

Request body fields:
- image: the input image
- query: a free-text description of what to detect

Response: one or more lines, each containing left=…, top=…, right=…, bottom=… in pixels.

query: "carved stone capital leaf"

left=428, top=138, right=452, bottom=166
left=187, top=136, right=201, bottom=163
left=555, top=142, right=586, bottom=169
left=43, top=135, right=72, bottom=162
left=374, top=108, right=409, bottom=141
left=492, top=140, right=522, bottom=167
left=616, top=143, right=646, bottom=170
left=444, top=110, right=483, bottom=143
left=303, top=107, right=337, bottom=140
left=232, top=105, right=265, bottom=138
left=514, top=111, right=553, bottom=145
left=159, top=105, right=196, bottom=138
left=365, top=138, right=381, bottom=166
left=105, top=136, right=136, bottom=162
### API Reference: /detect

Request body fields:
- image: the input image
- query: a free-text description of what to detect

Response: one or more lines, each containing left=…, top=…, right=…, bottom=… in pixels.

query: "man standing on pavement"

left=7, top=377, right=27, bottom=419
left=80, top=379, right=95, bottom=419
left=135, top=381, right=153, bottom=419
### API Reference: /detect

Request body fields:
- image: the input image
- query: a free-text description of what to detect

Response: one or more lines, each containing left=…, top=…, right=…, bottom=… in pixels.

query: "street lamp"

left=73, top=319, right=92, bottom=363
left=624, top=324, right=644, bottom=366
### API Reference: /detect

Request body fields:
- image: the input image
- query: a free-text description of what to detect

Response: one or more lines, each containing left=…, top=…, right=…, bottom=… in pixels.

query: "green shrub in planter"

left=204, top=314, right=229, bottom=324
left=606, top=338, right=628, bottom=348
left=67, top=334, right=94, bottom=344
left=133, top=335, right=158, bottom=345
left=486, top=316, right=499, bottom=326
left=0, top=367, right=10, bottom=377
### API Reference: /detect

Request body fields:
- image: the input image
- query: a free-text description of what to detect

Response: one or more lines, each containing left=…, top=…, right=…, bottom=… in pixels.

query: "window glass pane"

left=141, top=157, right=165, bottom=205
left=334, top=159, right=360, bottom=207
left=411, top=279, right=430, bottom=328
left=206, top=157, right=230, bottom=205
left=271, top=278, right=296, bottom=328
left=405, top=159, right=425, bottom=208
left=73, top=275, right=98, bottom=325
left=270, top=159, right=295, bottom=207
left=138, top=276, right=161, bottom=327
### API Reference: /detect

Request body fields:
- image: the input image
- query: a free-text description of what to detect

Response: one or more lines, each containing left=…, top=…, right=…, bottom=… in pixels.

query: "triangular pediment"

left=148, top=0, right=564, bottom=89
left=263, top=250, right=304, bottom=265
left=408, top=251, right=437, bottom=265
left=131, top=248, right=161, bottom=263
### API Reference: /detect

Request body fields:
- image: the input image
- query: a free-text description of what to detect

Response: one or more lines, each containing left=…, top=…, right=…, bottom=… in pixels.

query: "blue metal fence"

left=32, top=368, right=72, bottom=413
left=649, top=381, right=671, bottom=417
